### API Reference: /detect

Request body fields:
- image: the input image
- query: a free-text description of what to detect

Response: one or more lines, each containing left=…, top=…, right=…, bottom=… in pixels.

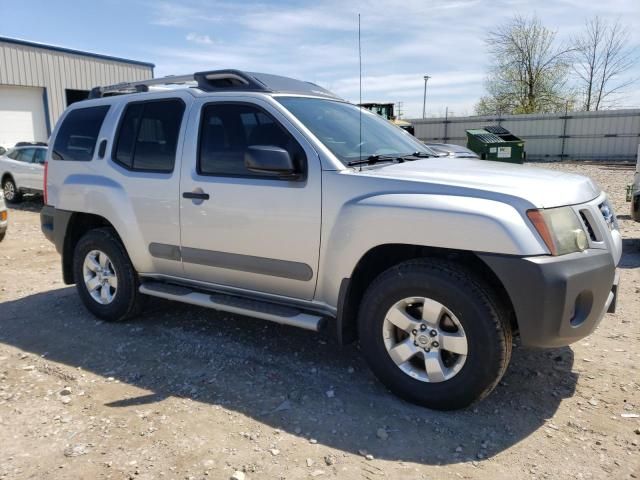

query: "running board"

left=139, top=281, right=325, bottom=332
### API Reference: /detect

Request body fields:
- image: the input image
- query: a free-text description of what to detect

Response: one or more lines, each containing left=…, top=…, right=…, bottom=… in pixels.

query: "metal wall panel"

left=0, top=40, right=153, bottom=136
left=408, top=109, right=640, bottom=161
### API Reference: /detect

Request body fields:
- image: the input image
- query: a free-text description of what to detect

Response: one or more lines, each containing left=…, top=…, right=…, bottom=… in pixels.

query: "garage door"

left=0, top=85, right=48, bottom=148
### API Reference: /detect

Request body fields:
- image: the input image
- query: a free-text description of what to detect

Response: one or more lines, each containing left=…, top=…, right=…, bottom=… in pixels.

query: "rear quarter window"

left=52, top=105, right=110, bottom=161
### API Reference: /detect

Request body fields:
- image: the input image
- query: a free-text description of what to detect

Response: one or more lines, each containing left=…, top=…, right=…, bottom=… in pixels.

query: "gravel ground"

left=0, top=162, right=639, bottom=480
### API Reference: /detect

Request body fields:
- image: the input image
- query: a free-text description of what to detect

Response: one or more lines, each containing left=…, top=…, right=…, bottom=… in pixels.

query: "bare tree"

left=476, top=15, right=573, bottom=115
left=572, top=17, right=636, bottom=111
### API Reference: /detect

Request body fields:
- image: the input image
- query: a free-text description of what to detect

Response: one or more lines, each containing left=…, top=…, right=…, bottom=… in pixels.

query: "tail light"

left=43, top=161, right=48, bottom=204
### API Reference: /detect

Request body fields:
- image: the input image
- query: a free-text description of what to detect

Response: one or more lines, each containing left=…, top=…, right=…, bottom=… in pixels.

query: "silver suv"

left=40, top=70, right=621, bottom=410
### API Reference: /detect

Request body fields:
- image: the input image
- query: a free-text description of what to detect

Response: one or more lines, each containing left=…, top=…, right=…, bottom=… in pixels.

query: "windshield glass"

left=276, top=97, right=432, bottom=165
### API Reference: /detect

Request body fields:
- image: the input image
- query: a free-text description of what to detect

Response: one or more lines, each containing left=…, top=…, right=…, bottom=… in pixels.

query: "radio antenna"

left=358, top=13, right=362, bottom=167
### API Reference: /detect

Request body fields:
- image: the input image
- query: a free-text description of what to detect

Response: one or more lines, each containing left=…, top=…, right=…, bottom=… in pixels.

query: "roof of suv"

left=89, top=69, right=341, bottom=101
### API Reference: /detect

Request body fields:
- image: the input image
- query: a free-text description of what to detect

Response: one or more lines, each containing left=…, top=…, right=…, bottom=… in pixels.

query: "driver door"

left=179, top=98, right=322, bottom=300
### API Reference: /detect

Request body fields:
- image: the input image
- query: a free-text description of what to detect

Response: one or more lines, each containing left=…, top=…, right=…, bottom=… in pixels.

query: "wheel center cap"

left=417, top=334, right=430, bottom=345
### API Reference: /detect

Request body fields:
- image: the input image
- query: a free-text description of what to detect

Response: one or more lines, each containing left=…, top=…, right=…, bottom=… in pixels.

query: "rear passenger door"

left=109, top=97, right=188, bottom=277
left=178, top=98, right=321, bottom=300
left=13, top=148, right=35, bottom=189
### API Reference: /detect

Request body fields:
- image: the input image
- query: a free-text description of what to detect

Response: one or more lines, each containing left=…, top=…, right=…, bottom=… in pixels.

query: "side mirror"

left=245, top=145, right=298, bottom=178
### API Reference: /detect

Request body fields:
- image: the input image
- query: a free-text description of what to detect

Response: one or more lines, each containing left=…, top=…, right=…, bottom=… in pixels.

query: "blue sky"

left=1, top=0, right=638, bottom=118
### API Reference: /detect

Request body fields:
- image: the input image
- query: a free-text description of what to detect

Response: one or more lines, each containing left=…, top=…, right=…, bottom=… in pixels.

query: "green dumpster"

left=466, top=125, right=525, bottom=164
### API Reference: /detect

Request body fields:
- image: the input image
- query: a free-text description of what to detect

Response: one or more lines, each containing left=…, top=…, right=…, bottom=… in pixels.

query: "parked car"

left=0, top=144, right=47, bottom=202
left=424, top=142, right=479, bottom=159
left=41, top=69, right=621, bottom=410
left=0, top=190, right=7, bottom=242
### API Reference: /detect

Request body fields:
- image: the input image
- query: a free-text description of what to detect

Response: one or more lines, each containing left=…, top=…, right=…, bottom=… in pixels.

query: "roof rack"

left=88, top=69, right=341, bottom=100
left=15, top=141, right=48, bottom=147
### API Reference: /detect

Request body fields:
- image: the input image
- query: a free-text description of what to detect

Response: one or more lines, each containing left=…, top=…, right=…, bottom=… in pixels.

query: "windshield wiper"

left=346, top=155, right=405, bottom=167
left=404, top=151, right=435, bottom=158
left=347, top=151, right=436, bottom=167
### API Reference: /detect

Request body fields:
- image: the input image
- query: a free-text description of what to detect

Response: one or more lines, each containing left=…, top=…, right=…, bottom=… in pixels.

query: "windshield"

left=277, top=97, right=432, bottom=165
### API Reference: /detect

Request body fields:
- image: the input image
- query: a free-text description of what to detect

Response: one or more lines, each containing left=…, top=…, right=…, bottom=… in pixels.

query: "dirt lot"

left=0, top=162, right=639, bottom=480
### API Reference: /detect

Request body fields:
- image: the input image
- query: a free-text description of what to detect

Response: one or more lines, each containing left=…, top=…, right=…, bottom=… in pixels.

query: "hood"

left=362, top=158, right=600, bottom=208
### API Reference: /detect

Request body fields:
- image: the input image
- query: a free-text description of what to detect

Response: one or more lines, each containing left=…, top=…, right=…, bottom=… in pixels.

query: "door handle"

left=183, top=191, right=210, bottom=200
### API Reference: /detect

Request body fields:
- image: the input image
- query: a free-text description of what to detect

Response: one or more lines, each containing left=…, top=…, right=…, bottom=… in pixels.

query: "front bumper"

left=479, top=249, right=618, bottom=348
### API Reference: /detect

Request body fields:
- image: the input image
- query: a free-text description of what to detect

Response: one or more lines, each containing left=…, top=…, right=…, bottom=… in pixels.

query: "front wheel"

left=73, top=228, right=144, bottom=322
left=357, top=258, right=512, bottom=410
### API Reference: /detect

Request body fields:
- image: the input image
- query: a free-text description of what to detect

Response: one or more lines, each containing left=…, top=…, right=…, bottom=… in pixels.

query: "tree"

left=476, top=15, right=572, bottom=115
left=572, top=17, right=636, bottom=111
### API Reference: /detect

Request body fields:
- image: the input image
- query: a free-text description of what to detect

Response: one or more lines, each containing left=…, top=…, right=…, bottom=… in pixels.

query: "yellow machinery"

left=359, top=102, right=414, bottom=135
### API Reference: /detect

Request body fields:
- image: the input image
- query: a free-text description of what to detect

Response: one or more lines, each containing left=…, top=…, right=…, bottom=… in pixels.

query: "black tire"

left=0, top=230, right=5, bottom=242
left=357, top=258, right=512, bottom=410
left=2, top=177, right=22, bottom=203
left=632, top=196, right=640, bottom=223
left=73, top=227, right=144, bottom=322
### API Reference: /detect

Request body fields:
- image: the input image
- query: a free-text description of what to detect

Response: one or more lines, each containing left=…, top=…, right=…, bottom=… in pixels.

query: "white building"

left=0, top=36, right=154, bottom=147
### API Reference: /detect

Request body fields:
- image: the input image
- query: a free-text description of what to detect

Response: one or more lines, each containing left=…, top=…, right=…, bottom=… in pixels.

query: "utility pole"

left=444, top=106, right=448, bottom=143
left=422, top=75, right=431, bottom=119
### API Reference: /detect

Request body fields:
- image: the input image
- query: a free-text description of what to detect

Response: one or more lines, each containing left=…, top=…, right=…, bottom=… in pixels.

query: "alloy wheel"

left=382, top=296, right=468, bottom=383
left=82, top=250, right=118, bottom=305
left=3, top=181, right=15, bottom=201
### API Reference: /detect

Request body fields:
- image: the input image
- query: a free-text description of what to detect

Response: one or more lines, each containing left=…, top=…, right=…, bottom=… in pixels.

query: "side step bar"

left=139, top=281, right=326, bottom=332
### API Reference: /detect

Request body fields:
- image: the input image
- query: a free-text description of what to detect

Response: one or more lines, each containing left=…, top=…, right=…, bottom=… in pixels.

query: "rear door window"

left=17, top=149, right=35, bottom=163
left=114, top=99, right=184, bottom=173
left=52, top=106, right=110, bottom=161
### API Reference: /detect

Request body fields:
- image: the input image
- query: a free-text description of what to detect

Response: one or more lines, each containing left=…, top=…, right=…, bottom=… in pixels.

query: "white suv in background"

left=0, top=143, right=47, bottom=202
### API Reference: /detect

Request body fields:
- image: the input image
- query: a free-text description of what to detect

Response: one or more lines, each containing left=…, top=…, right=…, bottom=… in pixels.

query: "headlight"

left=527, top=207, right=588, bottom=256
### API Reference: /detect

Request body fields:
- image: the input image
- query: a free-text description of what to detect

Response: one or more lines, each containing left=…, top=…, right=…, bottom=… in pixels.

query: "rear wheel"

left=73, top=228, right=144, bottom=322
left=357, top=258, right=512, bottom=410
left=2, top=178, right=21, bottom=203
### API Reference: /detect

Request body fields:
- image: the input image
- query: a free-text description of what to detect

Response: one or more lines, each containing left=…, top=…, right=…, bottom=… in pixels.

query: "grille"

left=580, top=211, right=597, bottom=241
